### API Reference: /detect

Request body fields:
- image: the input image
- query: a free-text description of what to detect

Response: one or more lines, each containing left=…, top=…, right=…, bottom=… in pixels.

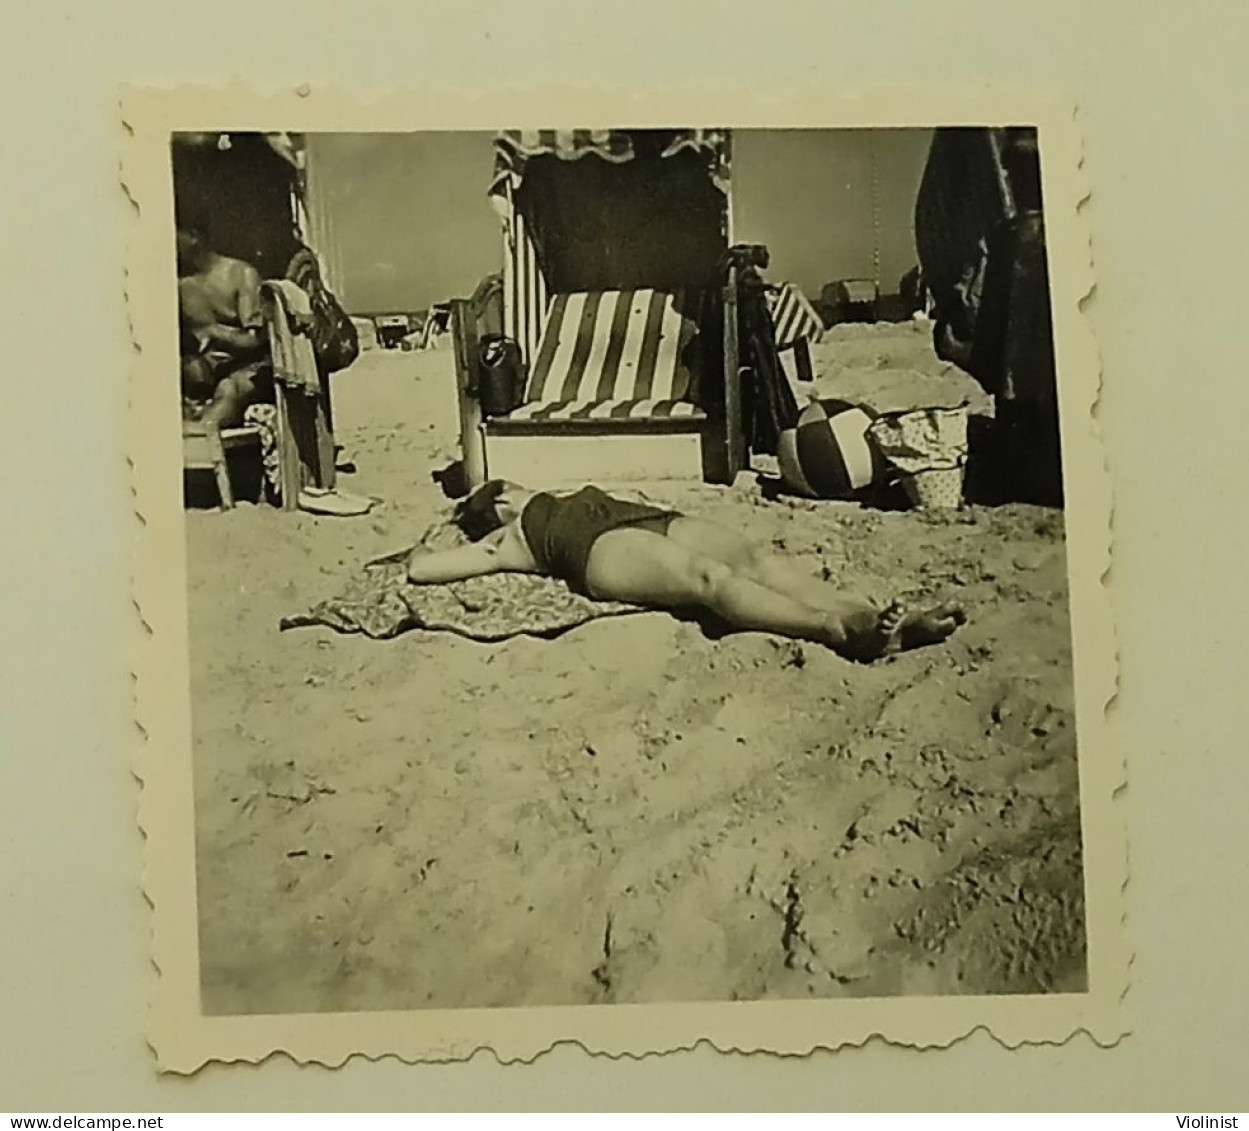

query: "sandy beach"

left=186, top=321, right=1085, bottom=1015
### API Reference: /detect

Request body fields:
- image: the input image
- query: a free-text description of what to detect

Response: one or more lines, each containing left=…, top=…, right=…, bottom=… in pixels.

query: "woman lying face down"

left=406, top=479, right=964, bottom=663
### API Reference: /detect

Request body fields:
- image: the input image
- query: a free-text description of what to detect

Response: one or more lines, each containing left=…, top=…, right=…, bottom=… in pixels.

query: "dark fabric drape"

left=915, top=126, right=1062, bottom=506
left=171, top=133, right=301, bottom=279
left=737, top=264, right=800, bottom=456
left=517, top=150, right=727, bottom=293
left=914, top=126, right=1054, bottom=410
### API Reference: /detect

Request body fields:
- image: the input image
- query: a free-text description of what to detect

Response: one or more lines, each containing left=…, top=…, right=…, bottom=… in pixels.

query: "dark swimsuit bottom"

left=520, top=486, right=679, bottom=595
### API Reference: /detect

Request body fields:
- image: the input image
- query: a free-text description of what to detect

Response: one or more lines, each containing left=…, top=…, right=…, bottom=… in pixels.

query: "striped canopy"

left=489, top=128, right=731, bottom=202
left=491, top=130, right=731, bottom=372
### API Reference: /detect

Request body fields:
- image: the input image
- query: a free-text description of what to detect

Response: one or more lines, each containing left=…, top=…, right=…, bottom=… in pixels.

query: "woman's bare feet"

left=896, top=601, right=966, bottom=650
left=828, top=600, right=966, bottom=663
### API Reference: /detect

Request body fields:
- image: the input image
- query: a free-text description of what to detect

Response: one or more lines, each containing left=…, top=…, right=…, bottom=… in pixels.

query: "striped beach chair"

left=766, top=281, right=824, bottom=386
left=454, top=285, right=718, bottom=489
left=452, top=129, right=742, bottom=490
left=767, top=282, right=825, bottom=351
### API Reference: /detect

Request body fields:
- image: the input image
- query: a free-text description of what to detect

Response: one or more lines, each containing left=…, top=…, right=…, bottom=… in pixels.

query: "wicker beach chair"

left=451, top=129, right=750, bottom=491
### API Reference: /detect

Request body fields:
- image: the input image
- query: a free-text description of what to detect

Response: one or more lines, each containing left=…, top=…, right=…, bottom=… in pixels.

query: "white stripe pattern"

left=501, top=181, right=550, bottom=370
left=829, top=406, right=877, bottom=490
left=506, top=399, right=704, bottom=422
left=767, top=282, right=825, bottom=349
left=521, top=289, right=696, bottom=408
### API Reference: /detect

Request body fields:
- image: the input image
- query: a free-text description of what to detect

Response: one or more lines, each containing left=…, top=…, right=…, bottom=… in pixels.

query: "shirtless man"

left=177, top=229, right=270, bottom=429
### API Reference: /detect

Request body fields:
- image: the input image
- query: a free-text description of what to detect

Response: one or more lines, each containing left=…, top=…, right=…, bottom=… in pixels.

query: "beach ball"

left=778, top=399, right=885, bottom=500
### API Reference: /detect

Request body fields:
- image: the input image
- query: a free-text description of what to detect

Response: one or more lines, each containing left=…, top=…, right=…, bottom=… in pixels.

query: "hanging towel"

left=261, top=279, right=320, bottom=397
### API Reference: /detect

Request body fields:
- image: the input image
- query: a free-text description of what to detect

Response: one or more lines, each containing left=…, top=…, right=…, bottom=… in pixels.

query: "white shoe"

left=297, top=487, right=377, bottom=517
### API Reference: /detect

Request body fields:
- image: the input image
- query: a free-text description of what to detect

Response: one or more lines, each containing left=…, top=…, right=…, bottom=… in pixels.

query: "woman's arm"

left=406, top=525, right=535, bottom=584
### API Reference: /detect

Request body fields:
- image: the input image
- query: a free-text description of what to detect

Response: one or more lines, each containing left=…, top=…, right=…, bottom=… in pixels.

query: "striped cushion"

left=504, top=398, right=704, bottom=423
left=509, top=289, right=700, bottom=420
left=767, top=282, right=825, bottom=349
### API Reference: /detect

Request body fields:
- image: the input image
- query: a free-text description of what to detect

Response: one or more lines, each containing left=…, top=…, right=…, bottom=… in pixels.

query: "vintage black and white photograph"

left=127, top=92, right=1120, bottom=1067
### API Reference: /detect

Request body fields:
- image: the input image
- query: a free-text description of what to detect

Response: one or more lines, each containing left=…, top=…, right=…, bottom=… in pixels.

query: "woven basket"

left=901, top=465, right=965, bottom=510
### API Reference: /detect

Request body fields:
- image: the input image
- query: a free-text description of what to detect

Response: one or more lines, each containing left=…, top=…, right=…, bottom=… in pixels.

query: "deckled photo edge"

left=121, top=85, right=1124, bottom=1074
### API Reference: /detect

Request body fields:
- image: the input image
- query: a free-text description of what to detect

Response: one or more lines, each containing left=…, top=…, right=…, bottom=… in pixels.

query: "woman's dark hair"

left=453, top=479, right=509, bottom=541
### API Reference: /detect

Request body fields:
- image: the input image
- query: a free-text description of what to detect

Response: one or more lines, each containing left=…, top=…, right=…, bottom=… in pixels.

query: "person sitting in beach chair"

left=177, top=228, right=272, bottom=429
left=406, top=481, right=965, bottom=663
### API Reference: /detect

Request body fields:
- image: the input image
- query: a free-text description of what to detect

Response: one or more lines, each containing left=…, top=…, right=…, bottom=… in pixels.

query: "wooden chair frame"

left=182, top=278, right=336, bottom=511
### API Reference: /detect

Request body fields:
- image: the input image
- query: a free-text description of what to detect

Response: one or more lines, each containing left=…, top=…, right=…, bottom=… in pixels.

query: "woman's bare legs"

left=664, top=517, right=868, bottom=613
left=663, top=516, right=965, bottom=652
left=588, top=529, right=912, bottom=661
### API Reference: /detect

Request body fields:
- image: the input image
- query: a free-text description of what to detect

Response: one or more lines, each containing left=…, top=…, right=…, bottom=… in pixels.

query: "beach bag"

left=285, top=247, right=359, bottom=376
left=869, top=405, right=970, bottom=510
left=478, top=335, right=526, bottom=418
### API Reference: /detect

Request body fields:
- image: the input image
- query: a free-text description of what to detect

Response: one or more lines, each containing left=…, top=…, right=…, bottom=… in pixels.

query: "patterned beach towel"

left=242, top=403, right=281, bottom=495
left=280, top=524, right=640, bottom=642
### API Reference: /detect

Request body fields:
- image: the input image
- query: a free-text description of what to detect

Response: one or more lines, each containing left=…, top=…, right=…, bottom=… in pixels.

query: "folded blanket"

left=280, top=527, right=640, bottom=642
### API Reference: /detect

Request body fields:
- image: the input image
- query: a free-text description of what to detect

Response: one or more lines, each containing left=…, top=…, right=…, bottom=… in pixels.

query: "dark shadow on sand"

left=754, top=470, right=912, bottom=513
left=183, top=455, right=266, bottom=511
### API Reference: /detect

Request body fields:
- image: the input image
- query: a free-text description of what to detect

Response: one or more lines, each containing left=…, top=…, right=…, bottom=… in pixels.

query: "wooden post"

left=274, top=385, right=302, bottom=511
left=450, top=300, right=487, bottom=490
left=985, top=128, right=1019, bottom=224
left=184, top=422, right=238, bottom=510
left=316, top=367, right=336, bottom=491
left=722, top=265, right=745, bottom=481
left=314, top=379, right=336, bottom=491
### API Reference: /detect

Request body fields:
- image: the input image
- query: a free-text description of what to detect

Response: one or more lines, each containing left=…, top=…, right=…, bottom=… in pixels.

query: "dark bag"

left=285, top=247, right=359, bottom=376
left=478, top=335, right=526, bottom=418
